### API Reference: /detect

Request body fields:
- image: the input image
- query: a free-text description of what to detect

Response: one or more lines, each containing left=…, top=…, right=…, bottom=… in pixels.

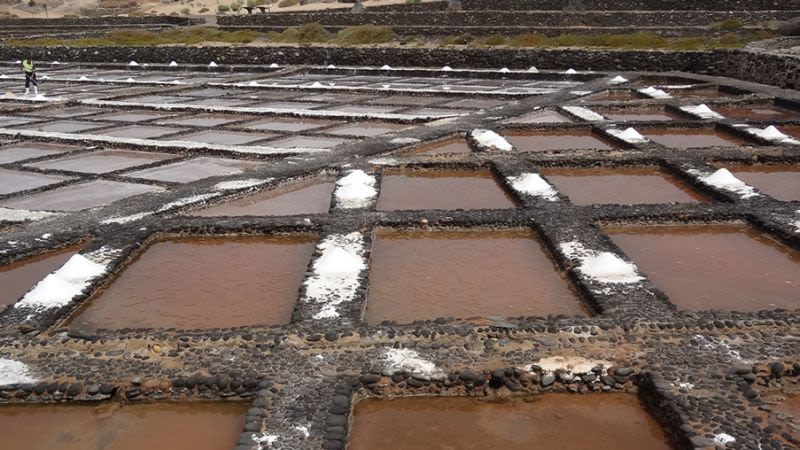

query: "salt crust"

left=381, top=348, right=444, bottom=380
left=606, top=127, right=648, bottom=144
left=0, top=207, right=60, bottom=223
left=608, top=75, right=628, bottom=84
left=334, top=170, right=377, bottom=209
left=0, top=359, right=36, bottom=386
left=303, top=233, right=366, bottom=320
left=530, top=356, right=612, bottom=374
left=680, top=104, right=724, bottom=120
left=690, top=168, right=759, bottom=199
left=469, top=129, right=513, bottom=151
left=101, top=193, right=221, bottom=225
left=214, top=178, right=271, bottom=191
left=638, top=86, right=672, bottom=99
left=562, top=106, right=605, bottom=122
left=15, top=246, right=120, bottom=311
left=713, top=433, right=736, bottom=445
left=744, top=125, right=800, bottom=145
left=508, top=173, right=558, bottom=201
left=560, top=241, right=643, bottom=284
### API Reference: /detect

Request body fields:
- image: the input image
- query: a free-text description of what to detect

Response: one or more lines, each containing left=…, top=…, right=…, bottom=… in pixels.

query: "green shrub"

left=439, top=34, right=472, bottom=46
left=479, top=34, right=507, bottom=46
left=668, top=37, right=707, bottom=51
left=710, top=19, right=743, bottom=30
left=278, top=0, right=298, bottom=7
left=406, top=0, right=421, bottom=3
left=217, top=4, right=229, bottom=12
left=247, top=0, right=266, bottom=6
left=230, top=0, right=242, bottom=11
left=336, top=25, right=394, bottom=45
left=510, top=33, right=548, bottom=47
left=198, top=7, right=208, bottom=12
left=180, top=7, right=190, bottom=14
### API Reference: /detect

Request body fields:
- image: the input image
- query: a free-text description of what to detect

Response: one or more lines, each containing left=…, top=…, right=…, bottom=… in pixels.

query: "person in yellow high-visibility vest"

left=21, top=57, right=38, bottom=95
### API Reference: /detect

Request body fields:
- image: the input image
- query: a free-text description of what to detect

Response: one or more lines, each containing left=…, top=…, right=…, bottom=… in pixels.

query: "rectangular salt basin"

left=26, top=149, right=178, bottom=174
left=367, top=96, right=448, bottom=106
left=366, top=229, right=585, bottom=325
left=68, top=235, right=316, bottom=330
left=0, top=180, right=164, bottom=211
left=402, top=138, right=472, bottom=156
left=505, top=110, right=572, bottom=125
left=0, top=168, right=73, bottom=195
left=585, top=90, right=638, bottom=101
left=98, top=125, right=187, bottom=139
left=158, top=114, right=251, bottom=127
left=243, top=117, right=339, bottom=133
left=191, top=177, right=336, bottom=217
left=176, top=130, right=277, bottom=146
left=727, top=164, right=800, bottom=202
left=324, top=122, right=407, bottom=137
left=349, top=394, right=671, bottom=450
left=714, top=105, right=800, bottom=121
left=505, top=130, right=617, bottom=152
left=642, top=128, right=748, bottom=149
left=0, top=402, right=247, bottom=450
left=376, top=168, right=516, bottom=211
left=123, top=157, right=260, bottom=183
left=542, top=166, right=707, bottom=205
left=0, top=243, right=87, bottom=307
left=598, top=108, right=681, bottom=122
left=0, top=142, right=78, bottom=164
left=20, top=120, right=111, bottom=133
left=267, top=136, right=350, bottom=149
left=606, top=224, right=800, bottom=311
left=92, top=111, right=171, bottom=123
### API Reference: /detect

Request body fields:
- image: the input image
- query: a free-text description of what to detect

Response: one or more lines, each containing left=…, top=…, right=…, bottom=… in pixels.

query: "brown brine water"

left=366, top=229, right=586, bottom=325
left=542, top=166, right=707, bottom=205
left=403, top=138, right=472, bottom=155
left=505, top=130, right=615, bottom=152
left=606, top=224, right=800, bottom=311
left=727, top=164, right=800, bottom=202
left=192, top=178, right=336, bottom=217
left=376, top=168, right=516, bottom=211
left=0, top=402, right=246, bottom=450
left=0, top=244, right=87, bottom=307
left=68, top=235, right=316, bottom=330
left=348, top=394, right=673, bottom=450
left=643, top=128, right=746, bottom=149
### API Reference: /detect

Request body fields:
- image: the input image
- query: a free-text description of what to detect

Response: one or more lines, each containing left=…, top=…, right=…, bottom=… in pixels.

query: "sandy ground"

left=0, top=0, right=440, bottom=19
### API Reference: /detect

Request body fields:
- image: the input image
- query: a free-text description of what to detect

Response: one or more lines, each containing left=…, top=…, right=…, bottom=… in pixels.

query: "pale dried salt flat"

left=301, top=232, right=367, bottom=320
left=0, top=359, right=36, bottom=386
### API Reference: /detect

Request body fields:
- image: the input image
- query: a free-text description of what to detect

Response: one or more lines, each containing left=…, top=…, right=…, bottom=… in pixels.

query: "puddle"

left=505, top=110, right=572, bottom=125
left=325, top=122, right=406, bottom=137
left=176, top=129, right=276, bottom=146
left=713, top=105, right=800, bottom=121
left=599, top=108, right=680, bottom=122
left=24, top=106, right=105, bottom=119
left=727, top=164, right=800, bottom=201
left=123, top=157, right=259, bottom=183
left=505, top=130, right=616, bottom=152
left=442, top=98, right=507, bottom=109
left=402, top=138, right=472, bottom=156
left=542, top=166, right=707, bottom=205
left=267, top=136, right=349, bottom=149
left=0, top=180, right=164, bottom=211
left=69, top=235, right=315, bottom=330
left=349, top=394, right=670, bottom=450
left=99, top=125, right=187, bottom=140
left=606, top=224, right=800, bottom=311
left=642, top=128, right=747, bottom=149
left=191, top=177, right=335, bottom=217
left=0, top=402, right=247, bottom=450
left=585, top=90, right=637, bottom=101
left=243, top=117, right=338, bottom=133
left=26, top=149, right=177, bottom=174
left=0, top=243, right=88, bottom=307
left=22, top=120, right=110, bottom=134
left=367, top=96, right=448, bottom=106
left=157, top=114, right=250, bottom=127
left=366, top=229, right=585, bottom=324
left=330, top=105, right=401, bottom=114
left=667, top=87, right=723, bottom=98
left=92, top=111, right=170, bottom=123
left=376, top=168, right=516, bottom=211
left=0, top=168, right=73, bottom=195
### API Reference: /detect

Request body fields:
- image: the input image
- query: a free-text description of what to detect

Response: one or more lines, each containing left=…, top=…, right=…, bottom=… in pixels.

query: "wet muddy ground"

left=0, top=62, right=798, bottom=450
